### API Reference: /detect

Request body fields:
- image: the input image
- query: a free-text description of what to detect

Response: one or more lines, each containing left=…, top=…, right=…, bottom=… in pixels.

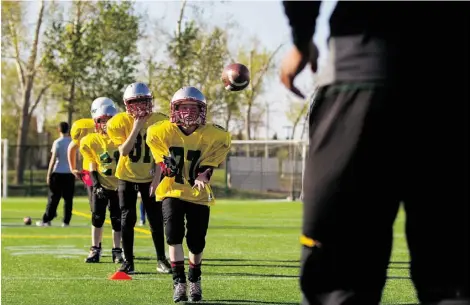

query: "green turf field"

left=1, top=198, right=417, bottom=305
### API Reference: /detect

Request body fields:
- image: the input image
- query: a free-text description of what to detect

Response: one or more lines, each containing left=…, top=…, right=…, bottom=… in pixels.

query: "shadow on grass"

left=185, top=300, right=299, bottom=305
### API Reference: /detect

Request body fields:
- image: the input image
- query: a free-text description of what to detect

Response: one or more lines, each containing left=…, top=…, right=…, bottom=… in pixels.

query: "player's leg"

left=139, top=182, right=171, bottom=273
left=38, top=173, right=61, bottom=226
left=108, top=190, right=124, bottom=264
left=162, top=197, right=187, bottom=303
left=139, top=199, right=146, bottom=226
left=117, top=179, right=138, bottom=273
left=401, top=69, right=469, bottom=303
left=61, top=173, right=75, bottom=226
left=185, top=202, right=210, bottom=302
left=300, top=84, right=401, bottom=305
left=85, top=188, right=108, bottom=263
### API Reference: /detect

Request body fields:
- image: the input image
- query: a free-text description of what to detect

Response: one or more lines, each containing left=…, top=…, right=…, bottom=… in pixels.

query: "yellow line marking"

left=1, top=234, right=151, bottom=239
left=71, top=210, right=152, bottom=235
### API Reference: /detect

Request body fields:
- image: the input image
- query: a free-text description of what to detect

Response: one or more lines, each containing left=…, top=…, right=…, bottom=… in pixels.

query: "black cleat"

left=84, top=246, right=101, bottom=263
left=189, top=279, right=202, bottom=302
left=118, top=260, right=135, bottom=274
left=173, top=282, right=188, bottom=303
left=157, top=258, right=172, bottom=274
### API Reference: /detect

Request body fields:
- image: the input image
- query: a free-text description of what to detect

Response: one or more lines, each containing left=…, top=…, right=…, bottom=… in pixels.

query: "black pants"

left=91, top=188, right=121, bottom=232
left=301, top=83, right=468, bottom=305
left=42, top=173, right=75, bottom=224
left=162, top=198, right=210, bottom=255
left=118, top=180, right=166, bottom=262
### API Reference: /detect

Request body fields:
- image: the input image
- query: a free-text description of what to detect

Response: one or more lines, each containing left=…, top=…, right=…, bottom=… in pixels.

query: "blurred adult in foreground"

left=280, top=1, right=468, bottom=304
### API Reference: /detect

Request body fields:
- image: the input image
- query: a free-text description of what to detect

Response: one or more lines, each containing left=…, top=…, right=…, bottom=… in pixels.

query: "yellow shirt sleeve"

left=146, top=123, right=169, bottom=164
left=106, top=114, right=128, bottom=146
left=201, top=130, right=231, bottom=167
left=79, top=135, right=97, bottom=171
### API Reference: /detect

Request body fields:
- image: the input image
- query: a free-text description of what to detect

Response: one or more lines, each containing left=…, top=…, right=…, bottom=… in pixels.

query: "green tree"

left=286, top=95, right=309, bottom=140
left=235, top=42, right=282, bottom=140
left=2, top=0, right=51, bottom=184
left=150, top=0, right=232, bottom=120
left=42, top=1, right=140, bottom=122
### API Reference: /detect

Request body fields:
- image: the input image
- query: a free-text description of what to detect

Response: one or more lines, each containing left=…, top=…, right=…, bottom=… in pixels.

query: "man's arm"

left=282, top=1, right=321, bottom=55
left=117, top=117, right=148, bottom=157
left=67, top=141, right=81, bottom=178
left=149, top=165, right=162, bottom=197
left=118, top=127, right=141, bottom=157
left=46, top=142, right=57, bottom=185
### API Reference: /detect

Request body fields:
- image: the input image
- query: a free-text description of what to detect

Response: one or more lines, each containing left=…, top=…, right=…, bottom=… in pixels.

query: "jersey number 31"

left=129, top=134, right=151, bottom=163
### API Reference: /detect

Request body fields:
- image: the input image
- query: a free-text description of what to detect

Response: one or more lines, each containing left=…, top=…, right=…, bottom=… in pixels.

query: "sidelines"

left=71, top=210, right=152, bottom=235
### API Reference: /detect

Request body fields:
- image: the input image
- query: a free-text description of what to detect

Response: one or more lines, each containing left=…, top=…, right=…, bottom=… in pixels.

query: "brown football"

left=221, top=63, right=250, bottom=91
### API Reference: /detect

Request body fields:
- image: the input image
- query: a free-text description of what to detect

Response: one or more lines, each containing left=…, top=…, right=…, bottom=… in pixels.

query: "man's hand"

left=192, top=168, right=213, bottom=191
left=46, top=175, right=50, bottom=186
left=280, top=42, right=319, bottom=99
left=193, top=178, right=206, bottom=191
left=133, top=115, right=148, bottom=131
left=71, top=169, right=81, bottom=180
left=160, top=155, right=178, bottom=177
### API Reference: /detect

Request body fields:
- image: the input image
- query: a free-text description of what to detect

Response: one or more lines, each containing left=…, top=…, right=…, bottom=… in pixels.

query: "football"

left=221, top=63, right=250, bottom=91
left=23, top=216, right=32, bottom=225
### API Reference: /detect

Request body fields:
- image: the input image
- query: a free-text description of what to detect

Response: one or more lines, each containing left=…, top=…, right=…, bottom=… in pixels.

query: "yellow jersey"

left=107, top=112, right=168, bottom=183
left=146, top=121, right=231, bottom=205
left=70, top=118, right=95, bottom=170
left=79, top=133, right=119, bottom=191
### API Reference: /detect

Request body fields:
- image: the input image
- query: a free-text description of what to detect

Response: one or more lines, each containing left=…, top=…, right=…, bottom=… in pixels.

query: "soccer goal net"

left=223, top=140, right=308, bottom=200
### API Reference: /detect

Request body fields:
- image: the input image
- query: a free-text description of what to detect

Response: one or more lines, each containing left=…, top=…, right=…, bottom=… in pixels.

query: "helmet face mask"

left=170, top=87, right=207, bottom=127
left=123, top=83, right=153, bottom=118
left=124, top=97, right=153, bottom=119
left=95, top=116, right=112, bottom=134
left=90, top=97, right=117, bottom=134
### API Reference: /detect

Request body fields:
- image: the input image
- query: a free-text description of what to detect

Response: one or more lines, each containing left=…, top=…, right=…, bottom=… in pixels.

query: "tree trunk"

left=67, top=79, right=76, bottom=126
left=14, top=84, right=33, bottom=184
left=13, top=0, right=45, bottom=185
left=244, top=104, right=252, bottom=157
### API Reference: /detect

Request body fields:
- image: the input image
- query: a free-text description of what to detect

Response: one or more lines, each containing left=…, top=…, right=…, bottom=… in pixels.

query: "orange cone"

left=109, top=271, right=132, bottom=280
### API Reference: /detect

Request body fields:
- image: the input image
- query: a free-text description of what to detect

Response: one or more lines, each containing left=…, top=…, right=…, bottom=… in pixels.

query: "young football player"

left=68, top=97, right=115, bottom=255
left=68, top=97, right=116, bottom=208
left=146, top=86, right=231, bottom=302
left=106, top=82, right=171, bottom=274
left=80, top=98, right=123, bottom=264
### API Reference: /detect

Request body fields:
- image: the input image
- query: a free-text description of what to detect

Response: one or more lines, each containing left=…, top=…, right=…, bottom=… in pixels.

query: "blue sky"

left=134, top=0, right=337, bottom=139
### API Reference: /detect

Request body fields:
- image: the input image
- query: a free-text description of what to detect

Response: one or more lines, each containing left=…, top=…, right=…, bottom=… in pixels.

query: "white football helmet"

left=170, top=86, right=207, bottom=126
left=90, top=97, right=117, bottom=134
left=122, top=82, right=153, bottom=118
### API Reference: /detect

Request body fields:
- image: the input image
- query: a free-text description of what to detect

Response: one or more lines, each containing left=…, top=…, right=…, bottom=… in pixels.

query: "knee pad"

left=110, top=215, right=121, bottom=232
left=91, top=212, right=105, bottom=228
left=186, top=236, right=205, bottom=255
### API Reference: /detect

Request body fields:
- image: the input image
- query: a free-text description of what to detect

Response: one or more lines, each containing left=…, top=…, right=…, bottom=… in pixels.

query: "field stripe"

left=1, top=234, right=152, bottom=239
left=71, top=210, right=151, bottom=235
left=2, top=276, right=297, bottom=281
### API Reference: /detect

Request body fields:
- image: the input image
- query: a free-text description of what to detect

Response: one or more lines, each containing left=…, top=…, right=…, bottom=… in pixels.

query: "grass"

left=1, top=197, right=418, bottom=305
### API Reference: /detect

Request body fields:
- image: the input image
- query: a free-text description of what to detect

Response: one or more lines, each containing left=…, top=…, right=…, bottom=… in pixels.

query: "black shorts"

left=161, top=198, right=210, bottom=254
